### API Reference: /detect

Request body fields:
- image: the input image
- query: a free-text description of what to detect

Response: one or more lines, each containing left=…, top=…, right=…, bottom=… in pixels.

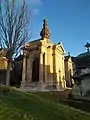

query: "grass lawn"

left=0, top=88, right=90, bottom=120
left=32, top=90, right=90, bottom=113
left=32, top=89, right=71, bottom=102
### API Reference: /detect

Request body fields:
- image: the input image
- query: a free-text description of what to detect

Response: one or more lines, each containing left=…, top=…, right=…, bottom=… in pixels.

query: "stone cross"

left=84, top=42, right=90, bottom=52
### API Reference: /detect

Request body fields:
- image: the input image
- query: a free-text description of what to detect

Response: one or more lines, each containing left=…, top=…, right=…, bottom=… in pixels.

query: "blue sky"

left=26, top=0, right=90, bottom=56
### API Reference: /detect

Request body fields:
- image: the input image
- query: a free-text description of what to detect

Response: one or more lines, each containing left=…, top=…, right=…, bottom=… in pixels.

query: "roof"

left=28, top=38, right=41, bottom=44
left=56, top=42, right=66, bottom=54
left=22, top=39, right=41, bottom=50
left=64, top=56, right=70, bottom=61
left=64, top=56, right=75, bottom=62
left=73, top=73, right=90, bottom=80
left=71, top=57, right=76, bottom=62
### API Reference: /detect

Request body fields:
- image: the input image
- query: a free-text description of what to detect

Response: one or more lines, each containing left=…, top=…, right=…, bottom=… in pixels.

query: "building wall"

left=55, top=49, right=65, bottom=88
left=47, top=46, right=53, bottom=82
left=65, top=57, right=74, bottom=87
left=21, top=38, right=71, bottom=90
left=0, top=58, right=8, bottom=69
left=41, top=39, right=55, bottom=84
left=41, top=39, right=66, bottom=88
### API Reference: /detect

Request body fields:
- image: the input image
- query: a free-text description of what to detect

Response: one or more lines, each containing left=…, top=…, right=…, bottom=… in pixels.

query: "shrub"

left=0, top=84, right=10, bottom=95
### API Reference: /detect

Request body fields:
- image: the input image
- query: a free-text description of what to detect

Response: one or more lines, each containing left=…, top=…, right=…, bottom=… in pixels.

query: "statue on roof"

left=40, top=19, right=50, bottom=39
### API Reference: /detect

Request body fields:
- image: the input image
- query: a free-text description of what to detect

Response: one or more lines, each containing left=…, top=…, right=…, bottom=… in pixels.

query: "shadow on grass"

left=59, top=98, right=90, bottom=113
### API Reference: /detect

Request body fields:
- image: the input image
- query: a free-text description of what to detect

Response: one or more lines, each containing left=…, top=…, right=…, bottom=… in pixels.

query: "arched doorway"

left=32, top=58, right=39, bottom=82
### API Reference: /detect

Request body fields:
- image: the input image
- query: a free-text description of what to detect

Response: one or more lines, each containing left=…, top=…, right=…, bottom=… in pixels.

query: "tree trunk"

left=6, top=61, right=11, bottom=86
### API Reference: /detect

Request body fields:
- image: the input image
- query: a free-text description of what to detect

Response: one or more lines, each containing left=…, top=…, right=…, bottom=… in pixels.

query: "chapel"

left=21, top=19, right=74, bottom=91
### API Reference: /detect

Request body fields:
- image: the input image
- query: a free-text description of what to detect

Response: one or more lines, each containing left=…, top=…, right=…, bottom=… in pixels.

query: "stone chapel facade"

left=21, top=19, right=74, bottom=91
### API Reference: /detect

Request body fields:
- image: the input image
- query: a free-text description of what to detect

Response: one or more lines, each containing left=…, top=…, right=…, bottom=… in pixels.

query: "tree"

left=0, top=0, right=30, bottom=86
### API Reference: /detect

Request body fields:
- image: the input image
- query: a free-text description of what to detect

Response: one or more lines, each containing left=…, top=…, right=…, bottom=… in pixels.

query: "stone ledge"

left=20, top=81, right=66, bottom=92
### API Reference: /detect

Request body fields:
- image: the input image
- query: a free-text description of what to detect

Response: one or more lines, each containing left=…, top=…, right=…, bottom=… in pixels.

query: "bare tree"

left=0, top=0, right=30, bottom=86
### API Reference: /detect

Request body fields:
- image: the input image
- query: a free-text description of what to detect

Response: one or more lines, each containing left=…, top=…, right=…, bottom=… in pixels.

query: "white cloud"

left=27, top=0, right=42, bottom=15
left=33, top=9, right=39, bottom=14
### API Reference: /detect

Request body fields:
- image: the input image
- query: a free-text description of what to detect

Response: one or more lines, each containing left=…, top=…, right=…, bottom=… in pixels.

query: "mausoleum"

left=21, top=19, right=74, bottom=91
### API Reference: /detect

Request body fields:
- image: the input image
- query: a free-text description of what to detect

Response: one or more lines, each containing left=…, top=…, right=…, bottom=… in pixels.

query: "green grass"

left=32, top=90, right=90, bottom=113
left=0, top=88, right=90, bottom=120
left=32, top=89, right=71, bottom=102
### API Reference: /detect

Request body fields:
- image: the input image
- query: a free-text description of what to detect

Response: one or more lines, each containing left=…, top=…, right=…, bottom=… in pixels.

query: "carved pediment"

left=56, top=42, right=66, bottom=54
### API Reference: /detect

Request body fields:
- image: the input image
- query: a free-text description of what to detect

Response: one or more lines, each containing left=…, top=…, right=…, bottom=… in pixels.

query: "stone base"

left=21, top=81, right=63, bottom=92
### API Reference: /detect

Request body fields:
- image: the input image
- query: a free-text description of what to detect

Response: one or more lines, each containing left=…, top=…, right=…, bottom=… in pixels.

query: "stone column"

left=45, top=53, right=47, bottom=82
left=38, top=53, right=43, bottom=90
left=26, top=57, right=32, bottom=82
left=59, top=69, right=62, bottom=88
left=22, top=56, right=26, bottom=82
left=21, top=54, right=26, bottom=87
left=62, top=57, right=66, bottom=88
left=52, top=49, right=56, bottom=83
left=39, top=53, right=43, bottom=82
